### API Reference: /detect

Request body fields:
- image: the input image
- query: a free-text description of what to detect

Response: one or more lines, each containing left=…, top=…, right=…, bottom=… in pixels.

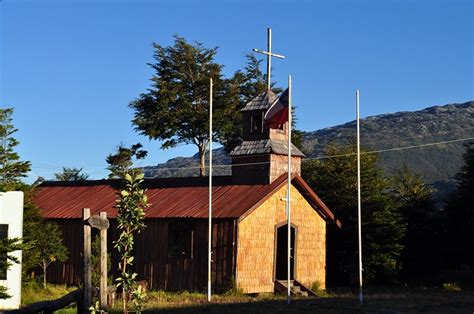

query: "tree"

left=444, top=142, right=474, bottom=274
left=0, top=108, right=31, bottom=191
left=0, top=107, right=36, bottom=295
left=129, top=36, right=224, bottom=177
left=54, top=167, right=89, bottom=181
left=302, top=145, right=406, bottom=284
left=106, top=143, right=148, bottom=179
left=392, top=165, right=439, bottom=281
left=0, top=237, right=23, bottom=299
left=114, top=172, right=149, bottom=313
left=29, top=221, right=68, bottom=288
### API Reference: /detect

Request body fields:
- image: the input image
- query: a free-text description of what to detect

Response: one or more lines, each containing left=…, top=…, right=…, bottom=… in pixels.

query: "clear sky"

left=1, top=0, right=472, bottom=181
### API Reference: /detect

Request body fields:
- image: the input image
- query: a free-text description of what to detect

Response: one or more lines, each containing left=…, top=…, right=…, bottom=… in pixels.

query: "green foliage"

left=302, top=145, right=406, bottom=284
left=131, top=284, right=147, bottom=313
left=0, top=108, right=31, bottom=191
left=392, top=164, right=440, bottom=281
left=114, top=172, right=149, bottom=312
left=0, top=237, right=23, bottom=299
left=129, top=35, right=224, bottom=176
left=106, top=143, right=148, bottom=179
left=28, top=221, right=69, bottom=288
left=54, top=167, right=89, bottom=181
left=89, top=300, right=101, bottom=314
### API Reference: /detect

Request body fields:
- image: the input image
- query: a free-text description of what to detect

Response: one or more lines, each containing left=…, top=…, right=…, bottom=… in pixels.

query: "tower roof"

left=230, top=138, right=305, bottom=157
left=241, top=89, right=278, bottom=111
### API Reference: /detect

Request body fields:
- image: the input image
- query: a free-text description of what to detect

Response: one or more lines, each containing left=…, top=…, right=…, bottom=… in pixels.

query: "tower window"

left=250, top=112, right=263, bottom=134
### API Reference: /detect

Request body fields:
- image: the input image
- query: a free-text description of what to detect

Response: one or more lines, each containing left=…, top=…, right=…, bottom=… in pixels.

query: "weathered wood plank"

left=99, top=211, right=108, bottom=309
left=83, top=208, right=92, bottom=313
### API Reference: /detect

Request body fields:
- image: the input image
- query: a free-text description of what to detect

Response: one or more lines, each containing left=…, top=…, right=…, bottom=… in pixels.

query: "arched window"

left=168, top=221, right=194, bottom=258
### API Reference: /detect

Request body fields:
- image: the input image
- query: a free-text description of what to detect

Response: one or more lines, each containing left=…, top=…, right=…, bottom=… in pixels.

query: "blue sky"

left=1, top=0, right=472, bottom=181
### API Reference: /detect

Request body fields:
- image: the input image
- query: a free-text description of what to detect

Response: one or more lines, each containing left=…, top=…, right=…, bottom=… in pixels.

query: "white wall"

left=0, top=191, right=24, bottom=310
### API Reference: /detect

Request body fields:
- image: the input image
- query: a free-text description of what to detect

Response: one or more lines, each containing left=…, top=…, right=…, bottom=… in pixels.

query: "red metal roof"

left=34, top=174, right=340, bottom=226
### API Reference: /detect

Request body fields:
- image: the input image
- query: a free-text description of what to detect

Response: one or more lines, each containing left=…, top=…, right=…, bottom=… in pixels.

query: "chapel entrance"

left=275, top=224, right=295, bottom=280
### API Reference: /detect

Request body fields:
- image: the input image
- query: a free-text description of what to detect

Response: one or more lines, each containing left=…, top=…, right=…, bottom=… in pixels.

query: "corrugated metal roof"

left=230, top=139, right=305, bottom=157
left=34, top=174, right=339, bottom=227
left=241, top=90, right=278, bottom=111
left=35, top=175, right=282, bottom=219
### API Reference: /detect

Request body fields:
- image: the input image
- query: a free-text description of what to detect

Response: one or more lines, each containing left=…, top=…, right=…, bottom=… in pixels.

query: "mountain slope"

left=302, top=101, right=474, bottom=197
left=143, top=100, right=474, bottom=198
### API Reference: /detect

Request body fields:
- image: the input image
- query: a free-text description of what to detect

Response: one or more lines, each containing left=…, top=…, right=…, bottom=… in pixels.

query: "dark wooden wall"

left=47, top=218, right=237, bottom=292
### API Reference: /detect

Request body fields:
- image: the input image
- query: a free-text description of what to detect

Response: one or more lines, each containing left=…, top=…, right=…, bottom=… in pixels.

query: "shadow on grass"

left=138, top=291, right=474, bottom=314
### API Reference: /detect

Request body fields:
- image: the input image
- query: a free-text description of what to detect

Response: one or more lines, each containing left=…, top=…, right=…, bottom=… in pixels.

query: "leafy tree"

left=0, top=237, right=23, bottom=299
left=392, top=165, right=439, bottom=281
left=106, top=143, right=148, bottom=179
left=302, top=145, right=406, bottom=284
left=0, top=108, right=31, bottom=191
left=54, top=167, right=89, bottom=181
left=29, top=221, right=68, bottom=288
left=114, top=172, right=149, bottom=313
left=129, top=36, right=224, bottom=177
left=0, top=107, right=36, bottom=295
left=444, top=142, right=474, bottom=274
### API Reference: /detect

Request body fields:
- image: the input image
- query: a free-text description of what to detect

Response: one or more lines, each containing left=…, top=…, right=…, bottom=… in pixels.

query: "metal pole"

left=82, top=208, right=91, bottom=313
left=207, top=78, right=213, bottom=302
left=287, top=75, right=292, bottom=305
left=267, top=28, right=272, bottom=90
left=356, top=89, right=363, bottom=305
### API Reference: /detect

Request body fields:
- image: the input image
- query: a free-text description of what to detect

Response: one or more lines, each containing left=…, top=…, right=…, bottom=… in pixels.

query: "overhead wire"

left=29, top=135, right=474, bottom=178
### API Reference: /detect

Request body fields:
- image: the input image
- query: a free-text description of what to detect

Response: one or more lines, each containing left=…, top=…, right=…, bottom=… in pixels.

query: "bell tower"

left=230, top=89, right=304, bottom=184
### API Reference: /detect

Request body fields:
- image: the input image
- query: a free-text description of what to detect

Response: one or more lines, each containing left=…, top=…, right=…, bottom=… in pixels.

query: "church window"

left=250, top=112, right=263, bottom=134
left=0, top=224, right=8, bottom=279
left=168, top=221, right=193, bottom=258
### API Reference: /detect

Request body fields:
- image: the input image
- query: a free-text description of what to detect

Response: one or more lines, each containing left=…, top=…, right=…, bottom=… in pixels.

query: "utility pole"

left=356, top=89, right=364, bottom=305
left=207, top=78, right=213, bottom=303
left=286, top=75, right=292, bottom=305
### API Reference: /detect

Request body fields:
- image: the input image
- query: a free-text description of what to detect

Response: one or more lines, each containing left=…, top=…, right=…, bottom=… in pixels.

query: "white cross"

left=253, top=28, right=286, bottom=90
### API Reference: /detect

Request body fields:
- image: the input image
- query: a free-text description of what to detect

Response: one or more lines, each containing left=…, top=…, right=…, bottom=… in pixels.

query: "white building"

left=0, top=191, right=24, bottom=310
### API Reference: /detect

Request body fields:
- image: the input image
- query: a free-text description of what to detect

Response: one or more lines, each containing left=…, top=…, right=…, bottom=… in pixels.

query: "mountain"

left=303, top=100, right=474, bottom=198
left=143, top=100, right=474, bottom=199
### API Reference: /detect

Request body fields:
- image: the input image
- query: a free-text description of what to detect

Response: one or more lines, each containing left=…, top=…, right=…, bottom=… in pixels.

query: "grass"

left=20, top=284, right=474, bottom=313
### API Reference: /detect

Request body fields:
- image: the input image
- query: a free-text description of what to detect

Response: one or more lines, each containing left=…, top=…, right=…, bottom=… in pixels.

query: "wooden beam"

left=100, top=211, right=108, bottom=309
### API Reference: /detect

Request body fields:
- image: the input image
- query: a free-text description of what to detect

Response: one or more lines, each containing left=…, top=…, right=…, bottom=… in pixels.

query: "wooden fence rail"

left=6, top=287, right=99, bottom=314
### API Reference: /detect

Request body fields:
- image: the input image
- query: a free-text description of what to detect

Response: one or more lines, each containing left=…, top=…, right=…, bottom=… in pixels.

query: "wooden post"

left=83, top=208, right=92, bottom=313
left=100, top=211, right=108, bottom=310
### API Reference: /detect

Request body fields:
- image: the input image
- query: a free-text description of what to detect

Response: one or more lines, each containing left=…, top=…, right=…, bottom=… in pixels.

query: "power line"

left=30, top=136, right=474, bottom=177
left=306, top=136, right=474, bottom=161
left=305, top=126, right=474, bottom=150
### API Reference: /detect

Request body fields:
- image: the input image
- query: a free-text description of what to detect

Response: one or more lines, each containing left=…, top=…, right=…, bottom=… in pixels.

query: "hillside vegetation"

left=143, top=101, right=474, bottom=199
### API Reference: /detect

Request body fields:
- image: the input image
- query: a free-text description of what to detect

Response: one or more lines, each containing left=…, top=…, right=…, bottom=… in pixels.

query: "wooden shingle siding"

left=236, top=184, right=326, bottom=293
left=230, top=139, right=304, bottom=157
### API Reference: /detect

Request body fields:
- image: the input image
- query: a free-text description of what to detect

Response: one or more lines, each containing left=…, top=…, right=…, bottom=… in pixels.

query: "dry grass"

left=21, top=284, right=474, bottom=313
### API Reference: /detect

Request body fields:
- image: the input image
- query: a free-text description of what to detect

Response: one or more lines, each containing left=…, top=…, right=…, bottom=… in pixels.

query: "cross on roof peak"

left=253, top=28, right=286, bottom=90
